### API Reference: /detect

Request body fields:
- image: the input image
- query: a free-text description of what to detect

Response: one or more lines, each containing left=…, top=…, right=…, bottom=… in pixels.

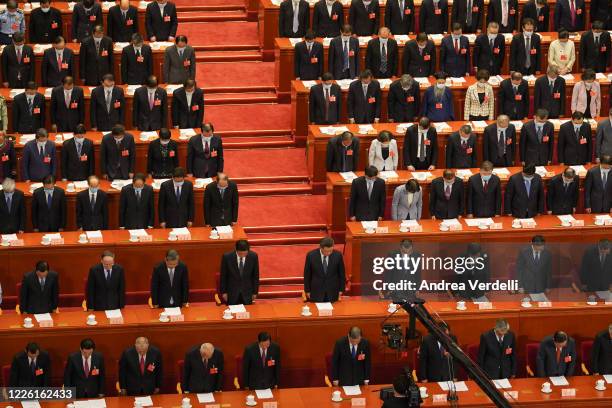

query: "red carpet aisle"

left=180, top=7, right=328, bottom=298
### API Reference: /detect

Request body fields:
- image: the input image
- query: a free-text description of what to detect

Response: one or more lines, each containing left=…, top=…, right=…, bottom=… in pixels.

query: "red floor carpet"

left=238, top=195, right=326, bottom=228
left=197, top=62, right=274, bottom=89
left=204, top=104, right=291, bottom=132
left=255, top=245, right=315, bottom=278
left=174, top=0, right=243, bottom=6
left=224, top=148, right=307, bottom=178
left=177, top=22, right=258, bottom=47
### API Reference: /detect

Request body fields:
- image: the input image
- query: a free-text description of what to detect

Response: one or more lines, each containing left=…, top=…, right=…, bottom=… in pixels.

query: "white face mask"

left=341, top=35, right=351, bottom=41
left=160, top=139, right=170, bottom=145
left=41, top=6, right=50, bottom=12
left=436, top=83, right=445, bottom=90
left=524, top=31, right=533, bottom=37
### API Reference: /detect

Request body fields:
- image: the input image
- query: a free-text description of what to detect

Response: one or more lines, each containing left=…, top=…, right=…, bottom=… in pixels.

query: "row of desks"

left=260, top=0, right=595, bottom=60
left=307, top=121, right=600, bottom=191
left=0, top=42, right=166, bottom=90
left=1, top=379, right=611, bottom=407
left=0, top=296, right=609, bottom=391
left=326, top=166, right=596, bottom=236
left=291, top=74, right=612, bottom=143
left=276, top=31, right=586, bottom=100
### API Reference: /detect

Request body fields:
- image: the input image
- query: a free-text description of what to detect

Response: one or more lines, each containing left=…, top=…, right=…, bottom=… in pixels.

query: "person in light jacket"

left=548, top=30, right=575, bottom=75
left=571, top=69, right=601, bottom=119
left=368, top=131, right=398, bottom=171
left=464, top=69, right=495, bottom=120
left=391, top=178, right=422, bottom=221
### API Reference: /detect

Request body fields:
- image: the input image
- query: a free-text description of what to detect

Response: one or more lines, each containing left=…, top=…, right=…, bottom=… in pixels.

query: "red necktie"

left=57, top=54, right=62, bottom=70
left=261, top=349, right=267, bottom=367
left=444, top=185, right=451, bottom=200
left=84, top=358, right=90, bottom=378
left=16, top=48, right=21, bottom=63
left=555, top=347, right=561, bottom=363
left=483, top=180, right=488, bottom=191
left=139, top=356, right=145, bottom=375
left=569, top=0, right=576, bottom=26
left=454, top=38, right=459, bottom=54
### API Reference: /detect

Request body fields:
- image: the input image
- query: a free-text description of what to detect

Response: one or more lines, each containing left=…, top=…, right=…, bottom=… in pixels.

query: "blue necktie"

left=351, top=345, right=356, bottom=358
left=5, top=195, right=11, bottom=210
left=47, top=193, right=52, bottom=208
left=524, top=179, right=531, bottom=197
left=343, top=40, right=349, bottom=71
left=176, top=186, right=181, bottom=202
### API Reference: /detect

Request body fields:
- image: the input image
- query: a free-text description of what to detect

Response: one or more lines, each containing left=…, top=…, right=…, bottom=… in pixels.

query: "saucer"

left=521, top=302, right=532, bottom=308
left=23, top=323, right=34, bottom=328
left=168, top=236, right=178, bottom=241
left=86, top=320, right=98, bottom=326
left=587, top=301, right=598, bottom=306
left=365, top=229, right=375, bottom=234
left=541, top=388, right=552, bottom=394
left=246, top=401, right=257, bottom=406
left=420, top=394, right=429, bottom=399
left=478, top=225, right=488, bottom=230
left=1, top=241, right=10, bottom=247
left=596, top=386, right=607, bottom=391
left=78, top=239, right=88, bottom=244
left=399, top=228, right=409, bottom=233
left=209, top=235, right=220, bottom=240
left=222, top=315, right=234, bottom=320
left=456, top=306, right=467, bottom=311
left=331, top=397, right=343, bottom=402
left=511, top=224, right=522, bottom=229
left=301, top=312, right=312, bottom=317
left=41, top=241, right=50, bottom=245
left=129, top=238, right=139, bottom=243
left=159, top=318, right=170, bottom=323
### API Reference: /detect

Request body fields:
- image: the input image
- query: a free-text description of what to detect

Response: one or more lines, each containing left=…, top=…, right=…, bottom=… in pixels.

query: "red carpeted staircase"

left=177, top=3, right=327, bottom=299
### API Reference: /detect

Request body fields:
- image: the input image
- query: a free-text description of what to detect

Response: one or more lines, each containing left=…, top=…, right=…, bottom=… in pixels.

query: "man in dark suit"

left=182, top=343, right=224, bottom=393
left=348, top=165, right=386, bottom=221
left=429, top=169, right=464, bottom=219
left=477, top=319, right=517, bottom=379
left=100, top=125, right=136, bottom=181
left=279, top=0, right=309, bottom=37
left=304, top=237, right=345, bottom=302
left=547, top=168, right=579, bottom=215
left=32, top=175, right=66, bottom=232
left=348, top=70, right=381, bottom=124
left=402, top=34, right=436, bottom=78
left=440, top=23, right=470, bottom=77
left=505, top=165, right=545, bottom=218
left=22, top=128, right=56, bottom=182
left=557, top=111, right=592, bottom=165
left=585, top=155, right=612, bottom=213
left=520, top=109, right=554, bottom=166
left=119, top=173, right=154, bottom=229
left=133, top=75, right=167, bottom=130
left=171, top=79, right=204, bottom=129
left=63, top=338, right=105, bottom=398
left=242, top=332, right=281, bottom=389
left=151, top=249, right=189, bottom=308
left=384, top=0, right=414, bottom=34
left=419, top=322, right=458, bottom=381
left=348, top=0, right=380, bottom=35
left=523, top=0, right=550, bottom=31
left=388, top=75, right=420, bottom=123
left=220, top=240, right=260, bottom=305
left=592, top=324, right=612, bottom=375
left=310, top=73, right=341, bottom=125
left=328, top=25, right=360, bottom=80
left=452, top=0, right=483, bottom=32
left=0, top=178, right=25, bottom=234
left=554, top=0, right=585, bottom=31
left=498, top=72, right=530, bottom=120
left=28, top=0, right=63, bottom=44
left=516, top=235, right=552, bottom=293
left=326, top=131, right=359, bottom=171
left=62, top=125, right=95, bottom=181
left=487, top=0, right=519, bottom=32
left=121, top=34, right=153, bottom=85
left=473, top=22, right=505, bottom=75
left=466, top=161, right=502, bottom=218
left=446, top=125, right=477, bottom=168
left=119, top=337, right=163, bottom=396
left=534, top=66, right=565, bottom=119
left=80, top=25, right=114, bottom=86
left=403, top=117, right=437, bottom=171
left=145, top=0, right=178, bottom=41
left=86, top=251, right=126, bottom=311
left=108, top=0, right=139, bottom=42
left=12, top=82, right=45, bottom=134
left=91, top=74, right=125, bottom=131
left=1, top=33, right=34, bottom=88
left=158, top=167, right=194, bottom=228
left=76, top=176, right=109, bottom=231
left=204, top=173, right=239, bottom=227
left=41, top=36, right=74, bottom=87
left=312, top=0, right=344, bottom=38
left=187, top=123, right=223, bottom=178
left=20, top=261, right=59, bottom=314
left=536, top=331, right=576, bottom=377
left=295, top=31, right=324, bottom=80
left=509, top=19, right=541, bottom=75
left=50, top=76, right=84, bottom=132
left=580, top=21, right=611, bottom=73
left=365, top=27, right=398, bottom=78
left=331, top=327, right=371, bottom=386
left=579, top=239, right=612, bottom=292
left=9, top=343, right=51, bottom=387
left=483, top=115, right=516, bottom=166
left=419, top=0, right=449, bottom=34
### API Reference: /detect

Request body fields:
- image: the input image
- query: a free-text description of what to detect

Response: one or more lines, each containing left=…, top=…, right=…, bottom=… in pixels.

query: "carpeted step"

left=174, top=0, right=244, bottom=8
left=238, top=195, right=326, bottom=229
left=178, top=22, right=258, bottom=48
left=222, top=135, right=295, bottom=149
left=198, top=50, right=262, bottom=63
left=205, top=92, right=277, bottom=105
left=237, top=182, right=312, bottom=197
left=247, top=231, right=327, bottom=245
left=224, top=148, right=308, bottom=178
left=204, top=104, right=291, bottom=133
left=254, top=244, right=322, bottom=278
left=197, top=61, right=275, bottom=90
left=257, top=284, right=304, bottom=299
left=177, top=11, right=247, bottom=22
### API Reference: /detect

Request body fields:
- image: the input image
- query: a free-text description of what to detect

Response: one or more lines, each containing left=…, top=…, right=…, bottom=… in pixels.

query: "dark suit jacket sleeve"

left=347, top=86, right=355, bottom=119
left=567, top=340, right=577, bottom=376
left=181, top=265, right=189, bottom=304
left=504, top=178, right=514, bottom=214
left=252, top=253, right=260, bottom=294
left=537, top=179, right=545, bottom=214
left=187, top=186, right=195, bottom=222
left=102, top=194, right=109, bottom=229
left=495, top=182, right=502, bottom=215
left=97, top=356, right=106, bottom=394
left=129, top=138, right=136, bottom=172
left=118, top=267, right=125, bottom=308
left=182, top=352, right=192, bottom=391
left=374, top=84, right=382, bottom=119
left=509, top=334, right=517, bottom=375
left=337, top=253, right=346, bottom=292
left=364, top=340, right=371, bottom=380
left=217, top=138, right=224, bottom=172
left=63, top=356, right=74, bottom=387
left=348, top=181, right=358, bottom=217
left=150, top=266, right=159, bottom=305
left=457, top=183, right=464, bottom=215
left=148, top=189, right=155, bottom=227
left=377, top=182, right=385, bottom=218
left=154, top=350, right=163, bottom=388
left=59, top=191, right=67, bottom=229
left=303, top=253, right=312, bottom=293
left=118, top=351, right=128, bottom=389
left=331, top=340, right=341, bottom=381
left=87, top=267, right=96, bottom=309
left=51, top=275, right=59, bottom=310
left=232, top=185, right=239, bottom=222
left=536, top=343, right=547, bottom=377
left=591, top=334, right=603, bottom=374
left=215, top=350, right=224, bottom=390
left=242, top=348, right=251, bottom=389
left=219, top=255, right=228, bottom=294
left=100, top=139, right=108, bottom=175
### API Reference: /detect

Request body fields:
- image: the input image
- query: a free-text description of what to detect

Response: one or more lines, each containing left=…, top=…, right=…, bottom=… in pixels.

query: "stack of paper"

left=465, top=34, right=477, bottom=43
left=179, top=128, right=197, bottom=137
left=315, top=302, right=334, bottom=312
left=21, top=401, right=41, bottom=408
left=301, top=80, right=317, bottom=89
left=126, top=85, right=140, bottom=95
left=322, top=38, right=333, bottom=46
left=229, top=304, right=247, bottom=313
left=194, top=178, right=213, bottom=188
left=470, top=121, right=488, bottom=129
left=523, top=75, right=537, bottom=82
left=139, top=131, right=158, bottom=140
left=549, top=376, right=569, bottom=386
left=357, top=124, right=375, bottom=134
left=393, top=35, right=409, bottom=43
left=19, top=134, right=36, bottom=145
left=113, top=42, right=130, bottom=51
left=342, top=385, right=361, bottom=396
left=378, top=78, right=393, bottom=88
left=450, top=77, right=467, bottom=84
left=34, top=313, right=53, bottom=323
left=339, top=172, right=357, bottom=182
left=152, top=179, right=170, bottom=189
left=492, top=379, right=512, bottom=389
left=61, top=133, right=74, bottom=140
left=595, top=73, right=607, bottom=80
left=519, top=218, right=537, bottom=225
left=319, top=126, right=349, bottom=135
left=42, top=233, right=61, bottom=241
left=428, top=34, right=444, bottom=42
left=128, top=229, right=149, bottom=238
left=172, top=227, right=190, bottom=236
left=570, top=165, right=587, bottom=174
left=441, top=219, right=461, bottom=227
left=288, top=38, right=301, bottom=46
left=102, top=1, right=115, bottom=9
left=361, top=221, right=378, bottom=229
left=401, top=220, right=420, bottom=227
left=1, top=234, right=18, bottom=241
left=595, top=214, right=612, bottom=222
left=502, top=33, right=513, bottom=41
left=472, top=295, right=490, bottom=303
left=105, top=309, right=123, bottom=319
left=492, top=168, right=510, bottom=176
left=134, top=396, right=153, bottom=406
left=67, top=1, right=76, bottom=9
left=438, top=381, right=469, bottom=392
left=357, top=36, right=372, bottom=45
left=535, top=166, right=548, bottom=176
left=487, top=75, right=504, bottom=86
left=110, top=179, right=131, bottom=190
left=336, top=79, right=352, bottom=89
left=595, top=290, right=611, bottom=301
left=33, top=43, right=53, bottom=53
left=9, top=88, right=25, bottom=97
left=557, top=215, right=575, bottom=223
left=164, top=307, right=182, bottom=316
left=510, top=121, right=524, bottom=130
left=433, top=122, right=451, bottom=132
left=411, top=171, right=432, bottom=181
left=379, top=171, right=399, bottom=180
left=414, top=77, right=431, bottom=87
left=74, top=180, right=89, bottom=189
left=85, top=230, right=103, bottom=240
left=604, top=374, right=612, bottom=384
left=197, top=393, right=215, bottom=403
left=560, top=74, right=575, bottom=81
left=464, top=218, right=494, bottom=227
left=216, top=225, right=233, bottom=234
left=74, top=399, right=107, bottom=408
left=29, top=182, right=43, bottom=192
left=165, top=84, right=182, bottom=93
left=456, top=169, right=473, bottom=178
left=530, top=293, right=549, bottom=302
left=395, top=123, right=411, bottom=133
left=255, top=389, right=274, bottom=399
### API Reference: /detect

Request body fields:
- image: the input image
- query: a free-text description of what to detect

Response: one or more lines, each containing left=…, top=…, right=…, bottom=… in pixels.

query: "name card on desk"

left=105, top=309, right=124, bottom=324
left=478, top=302, right=493, bottom=310
left=448, top=224, right=463, bottom=231
left=375, top=226, right=388, bottom=234
left=570, top=220, right=584, bottom=227
left=521, top=221, right=536, bottom=229
left=351, top=398, right=366, bottom=406
left=9, top=239, right=24, bottom=246
left=538, top=301, right=552, bottom=308
left=236, top=312, right=251, bottom=320
left=138, top=235, right=153, bottom=242
left=316, top=302, right=333, bottom=316
left=409, top=225, right=422, bottom=232
left=503, top=391, right=518, bottom=399
left=177, top=234, right=191, bottom=241
left=561, top=388, right=576, bottom=397
left=204, top=405, right=220, bottom=408
left=170, top=314, right=184, bottom=322
left=263, top=402, right=278, bottom=408
left=490, top=223, right=503, bottom=230
left=432, top=394, right=447, bottom=403
left=38, top=319, right=54, bottom=327
left=50, top=237, right=65, bottom=245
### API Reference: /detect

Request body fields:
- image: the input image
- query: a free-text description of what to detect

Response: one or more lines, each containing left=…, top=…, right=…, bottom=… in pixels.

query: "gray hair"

left=547, top=65, right=559, bottom=76
left=495, top=319, right=509, bottom=331
left=400, top=74, right=414, bottom=89
left=2, top=178, right=15, bottom=192
left=349, top=326, right=362, bottom=339
left=166, top=249, right=179, bottom=261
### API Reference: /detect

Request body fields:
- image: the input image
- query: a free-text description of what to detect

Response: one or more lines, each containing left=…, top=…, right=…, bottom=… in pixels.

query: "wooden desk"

left=0, top=227, right=244, bottom=302
left=0, top=378, right=611, bottom=407
left=325, top=166, right=594, bottom=237
left=22, top=1, right=147, bottom=43
left=308, top=121, right=600, bottom=192
left=11, top=177, right=225, bottom=231
left=291, top=74, right=611, bottom=143
left=276, top=32, right=583, bottom=101
left=261, top=0, right=592, bottom=63
left=0, top=297, right=609, bottom=392
left=344, top=216, right=612, bottom=285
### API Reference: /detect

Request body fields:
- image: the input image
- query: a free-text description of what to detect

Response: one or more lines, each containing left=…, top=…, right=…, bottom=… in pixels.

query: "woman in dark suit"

left=147, top=128, right=179, bottom=178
